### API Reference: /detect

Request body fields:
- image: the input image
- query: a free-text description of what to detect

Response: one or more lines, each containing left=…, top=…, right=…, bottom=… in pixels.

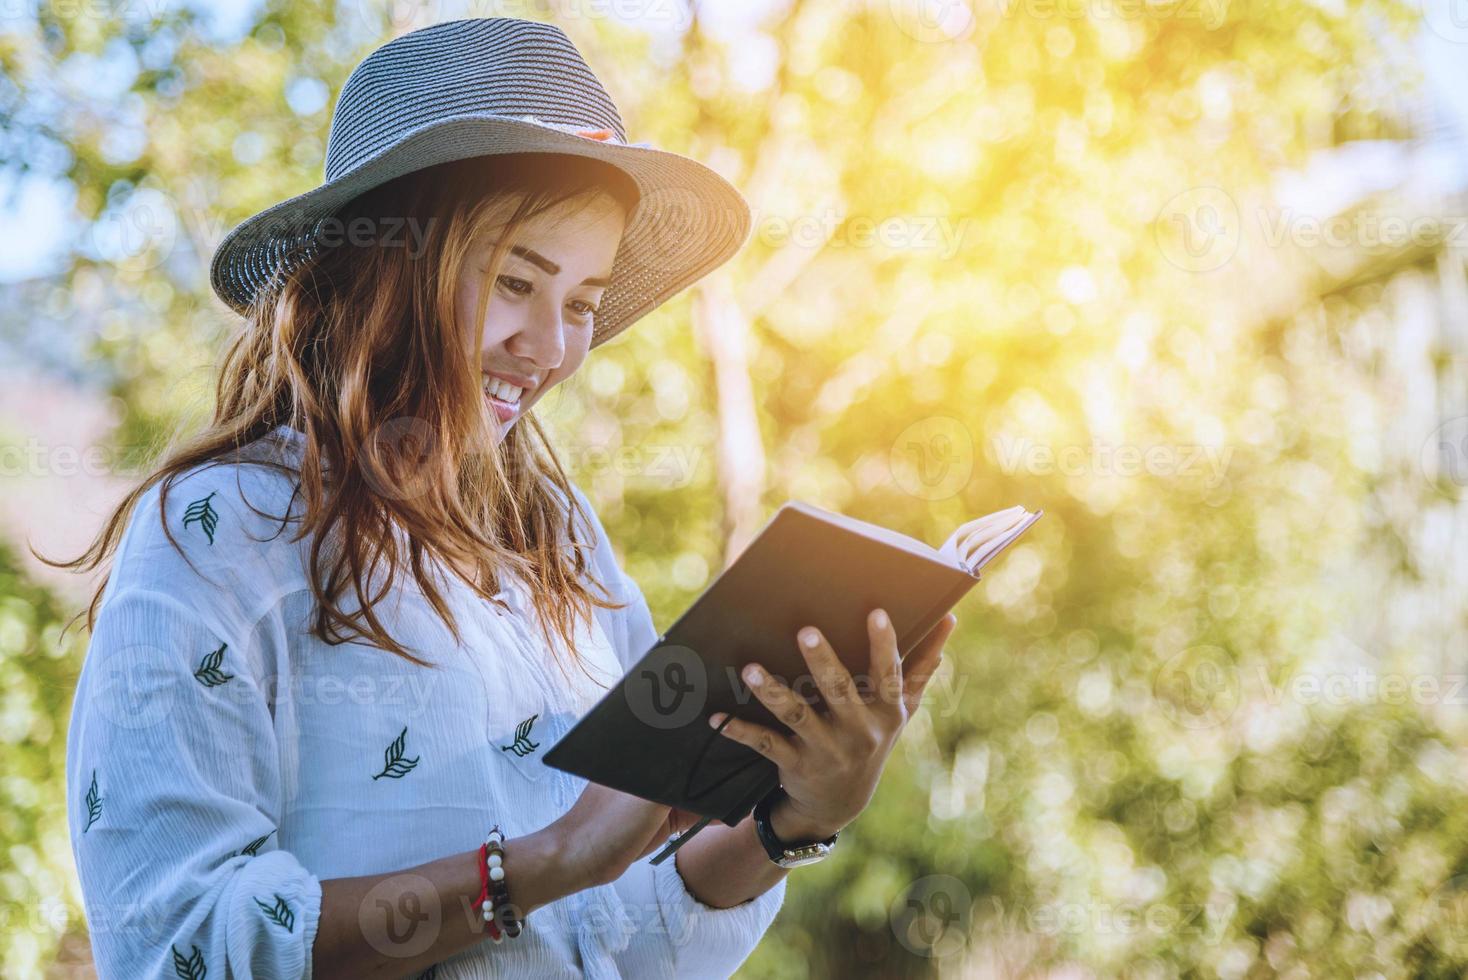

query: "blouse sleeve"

left=65, top=466, right=322, bottom=979
left=570, top=484, right=787, bottom=978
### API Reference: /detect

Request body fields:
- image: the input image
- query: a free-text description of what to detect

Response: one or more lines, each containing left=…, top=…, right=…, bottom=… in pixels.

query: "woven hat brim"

left=208, top=114, right=752, bottom=348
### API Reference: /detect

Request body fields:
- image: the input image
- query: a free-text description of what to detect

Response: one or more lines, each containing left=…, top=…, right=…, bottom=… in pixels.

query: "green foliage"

left=3, top=1, right=1464, bottom=977
left=0, top=539, right=87, bottom=977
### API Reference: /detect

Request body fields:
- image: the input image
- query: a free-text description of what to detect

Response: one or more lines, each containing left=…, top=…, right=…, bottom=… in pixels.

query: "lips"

left=481, top=370, right=537, bottom=428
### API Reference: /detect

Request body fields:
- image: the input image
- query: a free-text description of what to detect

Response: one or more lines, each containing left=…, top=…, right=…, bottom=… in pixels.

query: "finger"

left=903, top=614, right=957, bottom=715
left=708, top=711, right=800, bottom=770
left=867, top=607, right=903, bottom=718
left=741, top=662, right=832, bottom=745
left=794, top=625, right=863, bottom=720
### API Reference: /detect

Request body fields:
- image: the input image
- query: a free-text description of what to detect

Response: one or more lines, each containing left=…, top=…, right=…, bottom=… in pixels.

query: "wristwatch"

left=751, top=787, right=840, bottom=868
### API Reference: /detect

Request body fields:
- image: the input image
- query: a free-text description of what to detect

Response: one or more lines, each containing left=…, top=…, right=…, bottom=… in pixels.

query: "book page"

left=938, top=505, right=1043, bottom=575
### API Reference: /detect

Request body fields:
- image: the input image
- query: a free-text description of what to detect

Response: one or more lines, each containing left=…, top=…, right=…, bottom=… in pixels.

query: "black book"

left=542, top=500, right=1043, bottom=862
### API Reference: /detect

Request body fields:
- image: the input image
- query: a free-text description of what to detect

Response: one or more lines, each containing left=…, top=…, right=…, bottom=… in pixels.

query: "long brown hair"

left=40, top=152, right=643, bottom=679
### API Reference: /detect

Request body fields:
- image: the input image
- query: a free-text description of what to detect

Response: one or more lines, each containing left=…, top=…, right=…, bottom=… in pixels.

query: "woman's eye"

left=496, top=275, right=596, bottom=319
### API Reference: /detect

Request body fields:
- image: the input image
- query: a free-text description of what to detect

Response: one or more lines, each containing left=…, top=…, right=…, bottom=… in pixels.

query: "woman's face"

left=458, top=192, right=626, bottom=441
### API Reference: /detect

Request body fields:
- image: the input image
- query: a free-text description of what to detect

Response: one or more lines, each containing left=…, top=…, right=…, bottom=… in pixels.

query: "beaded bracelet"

left=474, top=839, right=503, bottom=943
left=478, top=825, right=523, bottom=941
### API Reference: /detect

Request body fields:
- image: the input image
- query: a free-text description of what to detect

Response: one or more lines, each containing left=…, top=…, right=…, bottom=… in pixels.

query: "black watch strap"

left=752, top=787, right=839, bottom=865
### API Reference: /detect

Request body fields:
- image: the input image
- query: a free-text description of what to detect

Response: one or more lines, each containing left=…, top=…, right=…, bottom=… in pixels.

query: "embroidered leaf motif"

left=182, top=491, right=219, bottom=545
left=171, top=943, right=206, bottom=980
left=233, top=829, right=275, bottom=858
left=254, top=893, right=295, bottom=932
left=83, top=769, right=104, bottom=832
left=193, top=642, right=234, bottom=688
left=372, top=726, right=420, bottom=780
left=500, top=713, right=541, bottom=757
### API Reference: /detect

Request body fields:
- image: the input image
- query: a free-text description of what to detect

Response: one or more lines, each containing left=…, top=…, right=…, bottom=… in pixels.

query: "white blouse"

left=65, top=424, right=785, bottom=979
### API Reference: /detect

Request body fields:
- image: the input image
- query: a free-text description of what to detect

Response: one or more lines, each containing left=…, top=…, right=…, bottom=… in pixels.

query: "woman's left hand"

left=708, top=608, right=958, bottom=842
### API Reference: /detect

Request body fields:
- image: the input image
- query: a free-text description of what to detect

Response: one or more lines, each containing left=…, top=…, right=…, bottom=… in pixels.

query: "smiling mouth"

left=482, top=375, right=525, bottom=422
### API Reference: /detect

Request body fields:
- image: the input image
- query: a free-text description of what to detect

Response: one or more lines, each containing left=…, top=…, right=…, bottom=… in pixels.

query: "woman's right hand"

left=546, top=782, right=676, bottom=886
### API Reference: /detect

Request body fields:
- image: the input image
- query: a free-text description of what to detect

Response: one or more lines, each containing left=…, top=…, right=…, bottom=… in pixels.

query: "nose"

left=505, top=304, right=566, bottom=373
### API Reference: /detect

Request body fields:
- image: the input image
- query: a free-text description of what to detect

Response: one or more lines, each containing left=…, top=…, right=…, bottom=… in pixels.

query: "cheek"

left=531, top=352, right=588, bottom=405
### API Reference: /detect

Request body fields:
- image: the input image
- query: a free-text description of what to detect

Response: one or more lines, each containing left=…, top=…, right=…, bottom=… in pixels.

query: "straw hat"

left=209, top=16, right=751, bottom=348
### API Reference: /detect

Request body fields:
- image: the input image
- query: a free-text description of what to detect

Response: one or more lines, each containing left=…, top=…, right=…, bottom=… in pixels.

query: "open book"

left=825, top=502, right=1043, bottom=577
left=543, top=499, right=1042, bottom=860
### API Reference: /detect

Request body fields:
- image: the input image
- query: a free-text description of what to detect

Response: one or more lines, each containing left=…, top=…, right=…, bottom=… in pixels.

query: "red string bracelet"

left=476, top=841, right=504, bottom=943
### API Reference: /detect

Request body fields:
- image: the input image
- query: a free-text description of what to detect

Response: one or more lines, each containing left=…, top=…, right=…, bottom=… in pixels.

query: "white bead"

left=487, top=853, right=502, bottom=869
left=482, top=909, right=492, bottom=920
left=481, top=900, right=491, bottom=912
left=490, top=866, right=505, bottom=881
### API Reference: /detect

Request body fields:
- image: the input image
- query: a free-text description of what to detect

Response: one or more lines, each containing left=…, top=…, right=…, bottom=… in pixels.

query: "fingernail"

left=800, top=627, right=820, bottom=648
left=873, top=609, right=889, bottom=629
left=708, top=713, right=727, bottom=727
left=743, top=665, right=764, bottom=686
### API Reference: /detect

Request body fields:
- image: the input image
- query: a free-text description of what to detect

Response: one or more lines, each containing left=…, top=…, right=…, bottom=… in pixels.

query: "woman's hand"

left=708, top=609, right=957, bottom=842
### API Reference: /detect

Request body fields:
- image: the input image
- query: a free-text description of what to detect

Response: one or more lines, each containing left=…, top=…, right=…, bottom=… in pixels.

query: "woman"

left=54, top=17, right=957, bottom=979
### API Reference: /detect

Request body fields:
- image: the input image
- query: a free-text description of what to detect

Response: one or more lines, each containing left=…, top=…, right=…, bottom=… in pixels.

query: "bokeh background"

left=4, top=0, right=1468, bottom=976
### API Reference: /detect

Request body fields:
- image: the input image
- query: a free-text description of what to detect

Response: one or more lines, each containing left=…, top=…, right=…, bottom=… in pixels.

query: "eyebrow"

left=508, top=244, right=613, bottom=288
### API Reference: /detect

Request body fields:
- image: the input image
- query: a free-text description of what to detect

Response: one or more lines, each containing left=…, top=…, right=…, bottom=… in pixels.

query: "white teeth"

left=481, top=376, right=524, bottom=403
